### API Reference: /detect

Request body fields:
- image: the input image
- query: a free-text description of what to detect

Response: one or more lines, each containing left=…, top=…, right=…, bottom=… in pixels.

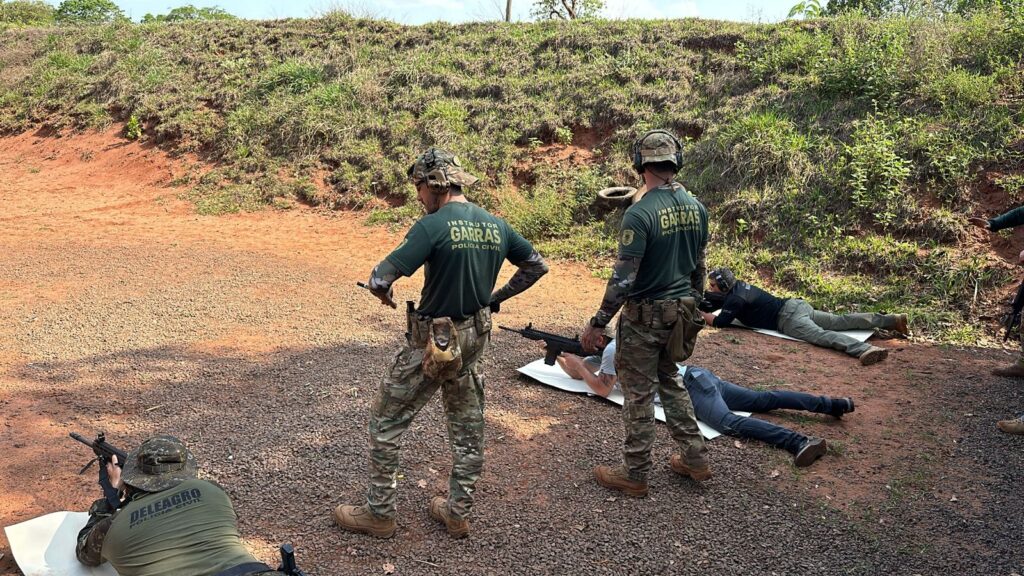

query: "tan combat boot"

left=669, top=455, right=713, bottom=481
left=333, top=504, right=396, bottom=538
left=997, top=417, right=1024, bottom=435
left=428, top=496, right=469, bottom=538
left=594, top=465, right=649, bottom=497
left=992, top=362, right=1024, bottom=378
left=859, top=346, right=889, bottom=366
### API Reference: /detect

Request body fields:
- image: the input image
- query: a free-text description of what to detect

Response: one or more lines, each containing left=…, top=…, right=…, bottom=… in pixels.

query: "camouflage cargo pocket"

left=375, top=347, right=427, bottom=418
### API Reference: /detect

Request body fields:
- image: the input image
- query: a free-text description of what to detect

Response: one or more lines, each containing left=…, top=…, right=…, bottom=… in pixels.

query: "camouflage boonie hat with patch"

left=407, top=147, right=479, bottom=190
left=121, top=435, right=198, bottom=492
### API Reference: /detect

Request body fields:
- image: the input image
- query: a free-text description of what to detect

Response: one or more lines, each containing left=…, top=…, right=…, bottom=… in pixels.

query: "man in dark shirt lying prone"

left=700, top=268, right=908, bottom=366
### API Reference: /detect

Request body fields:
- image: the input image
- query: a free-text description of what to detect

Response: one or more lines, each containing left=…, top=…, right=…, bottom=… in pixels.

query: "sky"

left=102, top=0, right=797, bottom=25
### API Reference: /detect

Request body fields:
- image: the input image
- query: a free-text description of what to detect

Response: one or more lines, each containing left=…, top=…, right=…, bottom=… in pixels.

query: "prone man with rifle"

left=71, top=432, right=308, bottom=576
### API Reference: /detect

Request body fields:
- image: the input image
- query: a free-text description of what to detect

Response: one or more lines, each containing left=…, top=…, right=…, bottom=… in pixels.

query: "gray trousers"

left=777, top=299, right=896, bottom=357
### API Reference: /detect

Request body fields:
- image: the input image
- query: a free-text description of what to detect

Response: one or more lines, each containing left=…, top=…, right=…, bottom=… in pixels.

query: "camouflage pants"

left=615, top=301, right=708, bottom=481
left=777, top=299, right=899, bottom=357
left=366, top=313, right=490, bottom=521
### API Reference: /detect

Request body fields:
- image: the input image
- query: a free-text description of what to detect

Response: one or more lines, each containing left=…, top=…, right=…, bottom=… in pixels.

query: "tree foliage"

left=530, top=0, right=604, bottom=20
left=788, top=0, right=825, bottom=18
left=0, top=0, right=56, bottom=26
left=141, top=5, right=237, bottom=23
left=54, top=0, right=125, bottom=24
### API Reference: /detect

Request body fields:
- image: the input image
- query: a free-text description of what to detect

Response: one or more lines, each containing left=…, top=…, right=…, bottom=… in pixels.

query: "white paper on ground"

left=516, top=359, right=750, bottom=440
left=5, top=511, right=118, bottom=576
left=712, top=311, right=874, bottom=343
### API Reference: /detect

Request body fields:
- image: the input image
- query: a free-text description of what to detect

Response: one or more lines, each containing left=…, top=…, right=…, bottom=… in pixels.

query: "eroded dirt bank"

left=0, top=130, right=1021, bottom=575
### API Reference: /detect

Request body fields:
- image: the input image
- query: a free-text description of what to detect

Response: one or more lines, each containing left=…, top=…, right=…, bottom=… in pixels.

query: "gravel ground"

left=0, top=131, right=1022, bottom=575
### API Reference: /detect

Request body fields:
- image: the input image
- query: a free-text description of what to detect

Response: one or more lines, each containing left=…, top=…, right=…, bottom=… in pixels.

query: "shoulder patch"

left=621, top=229, right=635, bottom=246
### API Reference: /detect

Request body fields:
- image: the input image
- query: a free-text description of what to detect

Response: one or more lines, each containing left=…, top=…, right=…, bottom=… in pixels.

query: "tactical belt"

left=211, top=562, right=273, bottom=576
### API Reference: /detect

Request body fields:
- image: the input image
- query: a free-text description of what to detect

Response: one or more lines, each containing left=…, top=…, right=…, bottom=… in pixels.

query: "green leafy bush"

left=844, top=115, right=912, bottom=226
left=0, top=0, right=54, bottom=26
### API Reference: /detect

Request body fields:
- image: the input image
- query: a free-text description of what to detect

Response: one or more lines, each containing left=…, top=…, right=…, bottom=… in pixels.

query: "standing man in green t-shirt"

left=581, top=129, right=711, bottom=497
left=334, top=148, right=548, bottom=539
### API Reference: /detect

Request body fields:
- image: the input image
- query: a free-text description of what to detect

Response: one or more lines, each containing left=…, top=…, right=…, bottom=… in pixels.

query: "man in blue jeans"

left=558, top=340, right=854, bottom=467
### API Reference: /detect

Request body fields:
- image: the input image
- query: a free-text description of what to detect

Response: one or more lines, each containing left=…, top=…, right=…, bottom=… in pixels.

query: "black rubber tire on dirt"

left=596, top=186, right=637, bottom=206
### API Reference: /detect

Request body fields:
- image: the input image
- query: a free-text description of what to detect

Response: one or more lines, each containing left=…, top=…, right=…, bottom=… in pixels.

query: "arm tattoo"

left=368, top=259, right=402, bottom=297
left=491, top=251, right=549, bottom=304
left=593, top=255, right=641, bottom=326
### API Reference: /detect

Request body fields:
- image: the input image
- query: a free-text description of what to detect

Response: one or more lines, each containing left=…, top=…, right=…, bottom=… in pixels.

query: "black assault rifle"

left=500, top=324, right=606, bottom=366
left=70, top=431, right=129, bottom=508
left=1003, top=279, right=1024, bottom=341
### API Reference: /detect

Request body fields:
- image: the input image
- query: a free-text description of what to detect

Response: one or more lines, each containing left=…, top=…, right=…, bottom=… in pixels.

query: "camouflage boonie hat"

left=407, top=147, right=479, bottom=190
left=121, top=435, right=198, bottom=492
left=635, top=130, right=682, bottom=169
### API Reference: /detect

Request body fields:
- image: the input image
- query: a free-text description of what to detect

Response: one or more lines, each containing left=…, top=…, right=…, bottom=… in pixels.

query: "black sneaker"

left=793, top=438, right=827, bottom=467
left=829, top=398, right=855, bottom=420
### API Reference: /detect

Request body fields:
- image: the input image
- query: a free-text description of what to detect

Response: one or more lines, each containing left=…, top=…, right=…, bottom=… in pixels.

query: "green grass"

left=0, top=9, right=1023, bottom=341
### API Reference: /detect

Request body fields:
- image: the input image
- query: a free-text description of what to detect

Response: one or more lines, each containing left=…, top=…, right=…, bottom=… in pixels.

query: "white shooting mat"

left=5, top=511, right=118, bottom=576
left=713, top=312, right=874, bottom=343
left=516, top=359, right=750, bottom=440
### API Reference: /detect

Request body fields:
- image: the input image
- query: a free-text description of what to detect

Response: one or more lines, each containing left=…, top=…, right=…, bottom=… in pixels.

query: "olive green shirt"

left=98, top=479, right=257, bottom=576
left=618, top=183, right=708, bottom=301
left=386, top=202, right=535, bottom=319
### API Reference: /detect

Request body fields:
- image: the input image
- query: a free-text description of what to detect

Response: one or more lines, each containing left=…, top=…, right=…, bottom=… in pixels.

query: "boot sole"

left=860, top=349, right=888, bottom=366
left=794, top=439, right=827, bottom=467
left=332, top=507, right=396, bottom=539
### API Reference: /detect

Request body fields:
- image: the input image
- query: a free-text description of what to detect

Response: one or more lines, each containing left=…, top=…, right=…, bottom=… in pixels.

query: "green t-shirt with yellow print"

left=618, top=183, right=708, bottom=301
left=386, top=202, right=535, bottom=319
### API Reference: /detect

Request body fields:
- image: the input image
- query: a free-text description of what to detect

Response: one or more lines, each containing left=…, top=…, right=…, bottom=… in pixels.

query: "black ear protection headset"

left=631, top=129, right=684, bottom=174
left=414, top=148, right=452, bottom=193
left=709, top=268, right=735, bottom=292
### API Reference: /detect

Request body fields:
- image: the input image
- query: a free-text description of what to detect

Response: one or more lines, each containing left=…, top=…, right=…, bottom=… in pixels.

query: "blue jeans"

left=682, top=368, right=837, bottom=454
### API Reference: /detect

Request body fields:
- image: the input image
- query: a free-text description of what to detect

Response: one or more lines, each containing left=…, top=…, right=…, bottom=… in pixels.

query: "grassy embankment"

left=0, top=11, right=1022, bottom=341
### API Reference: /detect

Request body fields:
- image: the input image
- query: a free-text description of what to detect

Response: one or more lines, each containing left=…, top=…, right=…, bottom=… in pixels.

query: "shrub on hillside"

left=0, top=0, right=54, bottom=26
left=843, top=115, right=912, bottom=227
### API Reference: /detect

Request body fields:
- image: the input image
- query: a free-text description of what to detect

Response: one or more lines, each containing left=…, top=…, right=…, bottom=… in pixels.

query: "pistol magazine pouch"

left=422, top=317, right=463, bottom=381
